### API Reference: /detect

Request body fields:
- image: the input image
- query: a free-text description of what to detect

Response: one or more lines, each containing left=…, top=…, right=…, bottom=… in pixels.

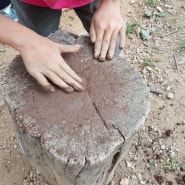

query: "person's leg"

left=0, top=0, right=17, bottom=21
left=74, top=0, right=121, bottom=55
left=0, top=0, right=11, bottom=10
left=11, top=0, right=61, bottom=36
left=74, top=0, right=100, bottom=33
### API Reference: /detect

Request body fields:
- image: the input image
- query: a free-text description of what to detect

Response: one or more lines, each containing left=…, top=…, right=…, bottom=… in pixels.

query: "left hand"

left=90, top=0, right=126, bottom=61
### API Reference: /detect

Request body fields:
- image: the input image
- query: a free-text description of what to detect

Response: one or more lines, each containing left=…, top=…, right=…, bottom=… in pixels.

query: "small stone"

left=125, top=161, right=132, bottom=168
left=120, top=178, right=129, bottom=185
left=140, top=180, right=146, bottom=185
left=146, top=66, right=153, bottom=71
left=169, top=151, right=175, bottom=157
left=166, top=86, right=171, bottom=91
left=161, top=145, right=166, bottom=150
left=167, top=93, right=174, bottom=99
left=110, top=181, right=115, bottom=185
left=0, top=48, right=5, bottom=52
left=129, top=0, right=136, bottom=4
left=0, top=100, right=4, bottom=107
left=156, top=6, right=164, bottom=12
left=136, top=173, right=142, bottom=181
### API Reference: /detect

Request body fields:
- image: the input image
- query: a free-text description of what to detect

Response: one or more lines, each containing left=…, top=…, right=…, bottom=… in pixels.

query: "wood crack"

left=75, top=156, right=89, bottom=185
left=112, top=124, right=125, bottom=141
left=92, top=102, right=109, bottom=130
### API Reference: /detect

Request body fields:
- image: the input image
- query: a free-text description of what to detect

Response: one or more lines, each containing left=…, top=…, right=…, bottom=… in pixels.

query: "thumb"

left=90, top=21, right=96, bottom=43
left=59, top=44, right=80, bottom=54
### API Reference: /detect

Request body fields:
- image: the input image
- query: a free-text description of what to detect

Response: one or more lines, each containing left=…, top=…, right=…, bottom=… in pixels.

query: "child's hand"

left=90, top=0, right=126, bottom=61
left=20, top=37, right=84, bottom=93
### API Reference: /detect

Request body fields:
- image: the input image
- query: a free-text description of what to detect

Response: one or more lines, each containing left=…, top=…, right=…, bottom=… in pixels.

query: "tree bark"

left=1, top=30, right=150, bottom=185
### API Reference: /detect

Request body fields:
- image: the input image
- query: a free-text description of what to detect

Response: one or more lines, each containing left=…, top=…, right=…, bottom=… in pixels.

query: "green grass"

left=177, top=25, right=184, bottom=30
left=126, top=22, right=139, bottom=36
left=152, top=45, right=161, bottom=51
left=178, top=40, right=185, bottom=51
left=142, top=58, right=155, bottom=67
left=172, top=18, right=178, bottom=24
left=171, top=18, right=184, bottom=30
left=145, top=0, right=159, bottom=5
left=163, top=157, right=177, bottom=170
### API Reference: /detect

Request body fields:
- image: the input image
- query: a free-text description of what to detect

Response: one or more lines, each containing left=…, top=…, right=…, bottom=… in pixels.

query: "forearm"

left=99, top=0, right=121, bottom=9
left=0, top=14, right=41, bottom=52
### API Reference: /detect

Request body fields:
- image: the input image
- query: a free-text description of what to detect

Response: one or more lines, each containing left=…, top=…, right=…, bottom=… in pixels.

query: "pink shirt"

left=21, top=0, right=94, bottom=9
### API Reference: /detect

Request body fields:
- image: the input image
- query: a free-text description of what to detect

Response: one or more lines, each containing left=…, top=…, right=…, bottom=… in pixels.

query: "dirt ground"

left=0, top=0, right=185, bottom=184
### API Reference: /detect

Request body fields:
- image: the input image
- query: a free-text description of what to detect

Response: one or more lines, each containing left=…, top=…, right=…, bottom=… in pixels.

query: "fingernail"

left=107, top=55, right=113, bottom=60
left=50, top=87, right=56, bottom=93
left=75, top=85, right=84, bottom=92
left=99, top=57, right=105, bottom=61
left=78, top=77, right=83, bottom=83
left=66, top=87, right=74, bottom=93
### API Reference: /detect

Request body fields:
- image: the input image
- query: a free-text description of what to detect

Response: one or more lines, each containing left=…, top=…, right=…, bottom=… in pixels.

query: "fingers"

left=107, top=29, right=120, bottom=60
left=32, top=72, right=56, bottom=93
left=29, top=58, right=84, bottom=93
left=59, top=44, right=80, bottom=54
left=92, top=23, right=125, bottom=61
left=99, top=37, right=111, bottom=61
left=119, top=26, right=126, bottom=49
left=43, top=70, right=75, bottom=93
left=33, top=71, right=75, bottom=93
left=58, top=60, right=83, bottom=84
left=90, top=21, right=96, bottom=43
left=93, top=28, right=120, bottom=61
left=94, top=31, right=104, bottom=59
left=51, top=64, right=84, bottom=91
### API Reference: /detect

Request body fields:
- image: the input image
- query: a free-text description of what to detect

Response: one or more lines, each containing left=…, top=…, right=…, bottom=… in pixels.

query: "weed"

left=163, top=157, right=177, bottom=170
left=148, top=159, right=155, bottom=165
left=138, top=132, right=143, bottom=145
left=177, top=25, right=184, bottom=30
left=142, top=58, right=154, bottom=67
left=172, top=18, right=178, bottom=24
left=126, top=22, right=139, bottom=36
left=145, top=0, right=159, bottom=5
left=178, top=40, right=185, bottom=51
left=152, top=45, right=161, bottom=51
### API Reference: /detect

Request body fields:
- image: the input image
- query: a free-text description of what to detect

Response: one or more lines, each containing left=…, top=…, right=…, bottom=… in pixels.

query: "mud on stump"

left=1, top=30, right=150, bottom=185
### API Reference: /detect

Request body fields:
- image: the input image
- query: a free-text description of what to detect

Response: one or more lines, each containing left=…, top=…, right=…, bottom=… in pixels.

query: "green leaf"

left=145, top=10, right=153, bottom=17
left=156, top=12, right=165, bottom=17
left=140, top=24, right=152, bottom=40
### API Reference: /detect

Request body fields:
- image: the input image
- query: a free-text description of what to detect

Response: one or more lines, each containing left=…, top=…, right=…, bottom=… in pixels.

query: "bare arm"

left=0, top=14, right=84, bottom=92
left=90, top=0, right=126, bottom=60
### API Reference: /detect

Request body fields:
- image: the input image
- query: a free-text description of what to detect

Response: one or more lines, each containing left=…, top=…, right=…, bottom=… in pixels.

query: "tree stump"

left=1, top=30, right=150, bottom=185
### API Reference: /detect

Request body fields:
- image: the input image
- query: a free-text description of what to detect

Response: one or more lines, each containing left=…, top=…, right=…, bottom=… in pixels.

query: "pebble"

left=136, top=173, right=142, bottom=181
left=167, top=93, right=174, bottom=99
left=166, top=86, right=171, bottom=91
left=161, top=145, right=166, bottom=150
left=140, top=180, right=146, bottom=185
left=156, top=6, right=164, bottom=12
left=0, top=48, right=5, bottom=52
left=129, top=0, right=136, bottom=5
left=120, top=177, right=129, bottom=185
left=125, top=161, right=132, bottom=168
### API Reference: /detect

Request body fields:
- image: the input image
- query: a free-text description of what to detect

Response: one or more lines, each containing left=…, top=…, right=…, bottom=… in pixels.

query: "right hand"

left=20, top=36, right=84, bottom=93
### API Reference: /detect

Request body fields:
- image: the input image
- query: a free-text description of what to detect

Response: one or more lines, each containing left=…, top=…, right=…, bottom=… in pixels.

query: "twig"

left=173, top=53, right=179, bottom=70
left=150, top=87, right=164, bottom=95
left=161, top=29, right=178, bottom=38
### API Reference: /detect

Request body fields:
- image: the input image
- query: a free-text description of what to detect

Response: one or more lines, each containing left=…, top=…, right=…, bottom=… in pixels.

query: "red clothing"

left=21, top=0, right=94, bottom=9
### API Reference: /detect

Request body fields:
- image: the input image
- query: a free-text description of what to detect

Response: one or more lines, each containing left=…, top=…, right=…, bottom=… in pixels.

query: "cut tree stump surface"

left=1, top=30, right=150, bottom=185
